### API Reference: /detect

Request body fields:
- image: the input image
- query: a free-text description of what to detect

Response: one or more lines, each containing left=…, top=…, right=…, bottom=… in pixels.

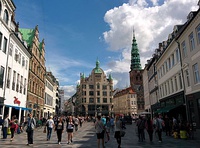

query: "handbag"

left=26, top=126, right=32, bottom=133
left=120, top=130, right=126, bottom=137
left=43, top=127, right=46, bottom=133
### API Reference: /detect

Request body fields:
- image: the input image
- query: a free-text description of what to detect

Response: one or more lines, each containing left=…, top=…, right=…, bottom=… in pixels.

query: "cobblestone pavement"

left=1, top=122, right=200, bottom=148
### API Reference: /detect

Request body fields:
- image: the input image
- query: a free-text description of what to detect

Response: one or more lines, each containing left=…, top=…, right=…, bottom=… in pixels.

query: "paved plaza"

left=0, top=122, right=200, bottom=148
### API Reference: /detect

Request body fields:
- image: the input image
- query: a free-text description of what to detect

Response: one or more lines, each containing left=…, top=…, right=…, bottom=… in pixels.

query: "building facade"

left=76, top=60, right=113, bottom=116
left=143, top=1, right=200, bottom=128
left=113, top=87, right=137, bottom=116
left=0, top=0, right=31, bottom=123
left=20, top=25, right=46, bottom=119
left=44, top=71, right=58, bottom=118
left=176, top=3, right=200, bottom=128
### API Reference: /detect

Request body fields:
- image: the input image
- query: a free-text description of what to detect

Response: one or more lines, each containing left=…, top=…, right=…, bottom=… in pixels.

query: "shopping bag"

left=120, top=130, right=126, bottom=137
left=7, top=127, right=11, bottom=135
left=43, top=127, right=46, bottom=133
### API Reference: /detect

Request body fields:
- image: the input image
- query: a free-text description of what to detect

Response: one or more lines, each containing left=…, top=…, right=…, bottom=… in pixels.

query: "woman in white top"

left=46, top=116, right=54, bottom=141
left=114, top=115, right=122, bottom=148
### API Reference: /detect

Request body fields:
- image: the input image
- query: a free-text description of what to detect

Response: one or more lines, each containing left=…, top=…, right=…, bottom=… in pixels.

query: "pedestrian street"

left=1, top=122, right=200, bottom=148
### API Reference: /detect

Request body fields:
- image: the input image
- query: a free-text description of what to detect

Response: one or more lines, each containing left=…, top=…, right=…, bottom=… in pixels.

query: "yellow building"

left=113, top=87, right=137, bottom=116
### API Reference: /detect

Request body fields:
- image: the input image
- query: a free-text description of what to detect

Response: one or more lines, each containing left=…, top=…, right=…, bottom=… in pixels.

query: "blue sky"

left=13, top=0, right=198, bottom=99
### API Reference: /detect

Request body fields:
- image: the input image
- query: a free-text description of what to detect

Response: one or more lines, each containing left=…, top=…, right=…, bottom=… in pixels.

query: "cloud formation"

left=103, top=0, right=198, bottom=89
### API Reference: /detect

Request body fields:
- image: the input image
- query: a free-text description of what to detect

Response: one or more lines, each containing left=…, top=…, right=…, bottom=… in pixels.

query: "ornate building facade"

left=75, top=60, right=113, bottom=116
left=20, top=25, right=46, bottom=119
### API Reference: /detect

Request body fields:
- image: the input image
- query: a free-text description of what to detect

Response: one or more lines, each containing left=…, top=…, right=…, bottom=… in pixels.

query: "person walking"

left=9, top=115, right=17, bottom=142
left=145, top=117, right=154, bottom=142
left=66, top=116, right=74, bottom=144
left=110, top=116, right=115, bottom=133
left=95, top=115, right=105, bottom=148
left=114, top=115, right=122, bottom=148
left=55, top=117, right=64, bottom=145
left=2, top=115, right=9, bottom=139
left=46, top=116, right=54, bottom=141
left=26, top=113, right=36, bottom=146
left=136, top=116, right=145, bottom=142
left=74, top=116, right=79, bottom=131
left=105, top=116, right=111, bottom=143
left=154, top=114, right=164, bottom=142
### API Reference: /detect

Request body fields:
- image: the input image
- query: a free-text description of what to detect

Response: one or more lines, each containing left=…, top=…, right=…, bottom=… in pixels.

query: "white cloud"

left=60, top=85, right=76, bottom=99
left=103, top=0, right=198, bottom=88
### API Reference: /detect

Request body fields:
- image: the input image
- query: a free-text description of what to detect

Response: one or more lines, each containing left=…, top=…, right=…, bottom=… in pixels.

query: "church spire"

left=130, top=29, right=142, bottom=70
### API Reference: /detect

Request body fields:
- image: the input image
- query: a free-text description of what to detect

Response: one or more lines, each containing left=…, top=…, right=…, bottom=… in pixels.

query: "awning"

left=161, top=104, right=182, bottom=113
left=5, top=105, right=32, bottom=111
left=155, top=104, right=182, bottom=113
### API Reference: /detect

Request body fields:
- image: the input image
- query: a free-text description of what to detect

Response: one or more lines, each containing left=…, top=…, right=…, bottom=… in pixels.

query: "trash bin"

left=180, top=130, right=187, bottom=139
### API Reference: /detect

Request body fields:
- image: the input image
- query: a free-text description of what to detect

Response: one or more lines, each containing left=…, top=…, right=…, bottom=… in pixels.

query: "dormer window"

left=3, top=9, right=9, bottom=24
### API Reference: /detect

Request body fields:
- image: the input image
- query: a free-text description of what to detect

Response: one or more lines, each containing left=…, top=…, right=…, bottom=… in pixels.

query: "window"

left=179, top=73, right=183, bottom=89
left=18, top=53, right=21, bottom=64
left=189, top=32, right=195, bottom=50
left=196, top=24, right=200, bottom=44
left=97, top=91, right=100, bottom=96
left=3, top=10, right=9, bottom=24
left=0, top=32, right=2, bottom=50
left=193, top=63, right=200, bottom=84
left=102, top=85, right=107, bottom=90
left=89, top=98, right=94, bottom=103
left=12, top=70, right=16, bottom=90
left=89, top=91, right=94, bottom=96
left=97, top=98, right=100, bottom=103
left=22, top=57, right=25, bottom=66
left=165, top=61, right=168, bottom=72
left=82, top=84, right=86, bottom=89
left=3, top=37, right=8, bottom=53
left=103, top=98, right=107, bottom=103
left=171, top=79, right=174, bottom=93
left=0, top=66, right=5, bottom=88
left=168, top=58, right=171, bottom=69
left=181, top=41, right=187, bottom=58
left=9, top=43, right=13, bottom=56
left=110, top=98, right=112, bottom=103
left=7, top=67, right=11, bottom=88
left=89, top=85, right=93, bottom=89
left=171, top=54, right=175, bottom=66
left=185, top=69, right=190, bottom=87
left=174, top=76, right=178, bottom=91
left=24, top=78, right=27, bottom=95
left=97, top=83, right=100, bottom=89
left=175, top=48, right=180, bottom=63
left=103, top=91, right=107, bottom=96
left=82, top=91, right=86, bottom=96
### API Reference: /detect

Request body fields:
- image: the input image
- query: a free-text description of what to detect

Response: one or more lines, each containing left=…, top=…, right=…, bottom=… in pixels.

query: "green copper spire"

left=130, top=30, right=142, bottom=70
left=94, top=58, right=102, bottom=73
left=109, top=73, right=113, bottom=81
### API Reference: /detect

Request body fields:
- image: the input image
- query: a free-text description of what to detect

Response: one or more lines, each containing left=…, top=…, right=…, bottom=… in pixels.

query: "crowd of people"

left=0, top=113, right=85, bottom=146
left=0, top=113, right=196, bottom=147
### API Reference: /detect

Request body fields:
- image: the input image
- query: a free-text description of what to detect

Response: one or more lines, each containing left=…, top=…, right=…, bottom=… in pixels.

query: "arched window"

left=3, top=9, right=9, bottom=24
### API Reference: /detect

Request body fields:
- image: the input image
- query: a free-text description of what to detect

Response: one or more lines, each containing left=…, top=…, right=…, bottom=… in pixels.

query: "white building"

left=0, top=0, right=31, bottom=123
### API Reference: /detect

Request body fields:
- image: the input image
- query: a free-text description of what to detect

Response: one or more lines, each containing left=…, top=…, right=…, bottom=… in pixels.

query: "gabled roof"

left=19, top=28, right=35, bottom=47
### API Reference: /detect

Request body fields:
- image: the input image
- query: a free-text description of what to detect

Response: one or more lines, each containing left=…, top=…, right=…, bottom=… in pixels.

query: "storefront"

left=187, top=92, right=200, bottom=129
